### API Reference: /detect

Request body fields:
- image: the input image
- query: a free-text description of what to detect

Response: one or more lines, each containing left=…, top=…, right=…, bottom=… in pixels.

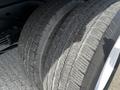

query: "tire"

left=18, top=0, right=80, bottom=90
left=18, top=0, right=120, bottom=90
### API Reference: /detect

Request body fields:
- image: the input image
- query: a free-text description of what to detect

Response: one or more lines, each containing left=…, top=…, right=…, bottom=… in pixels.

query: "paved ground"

left=0, top=47, right=119, bottom=90
left=108, top=64, right=120, bottom=90
left=0, top=47, right=38, bottom=90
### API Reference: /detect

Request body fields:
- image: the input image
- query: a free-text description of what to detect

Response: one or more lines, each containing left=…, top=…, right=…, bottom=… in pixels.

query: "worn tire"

left=18, top=0, right=80, bottom=90
left=18, top=0, right=120, bottom=90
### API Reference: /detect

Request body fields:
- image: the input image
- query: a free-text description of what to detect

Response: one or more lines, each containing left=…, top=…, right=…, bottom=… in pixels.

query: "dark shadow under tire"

left=18, top=0, right=120, bottom=90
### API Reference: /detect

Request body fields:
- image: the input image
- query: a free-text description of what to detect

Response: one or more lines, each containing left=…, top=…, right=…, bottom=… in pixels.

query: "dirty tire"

left=18, top=0, right=80, bottom=90
left=18, top=0, right=120, bottom=90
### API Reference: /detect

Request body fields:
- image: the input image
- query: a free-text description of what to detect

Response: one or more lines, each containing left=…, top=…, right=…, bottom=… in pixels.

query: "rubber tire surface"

left=18, top=0, right=80, bottom=90
left=19, top=0, right=120, bottom=90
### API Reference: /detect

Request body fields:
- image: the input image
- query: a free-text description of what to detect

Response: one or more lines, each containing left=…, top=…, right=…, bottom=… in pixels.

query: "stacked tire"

left=18, top=0, right=120, bottom=90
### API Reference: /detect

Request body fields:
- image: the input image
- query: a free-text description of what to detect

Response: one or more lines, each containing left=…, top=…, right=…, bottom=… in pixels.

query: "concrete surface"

left=108, top=64, right=120, bottom=90
left=0, top=48, right=38, bottom=90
